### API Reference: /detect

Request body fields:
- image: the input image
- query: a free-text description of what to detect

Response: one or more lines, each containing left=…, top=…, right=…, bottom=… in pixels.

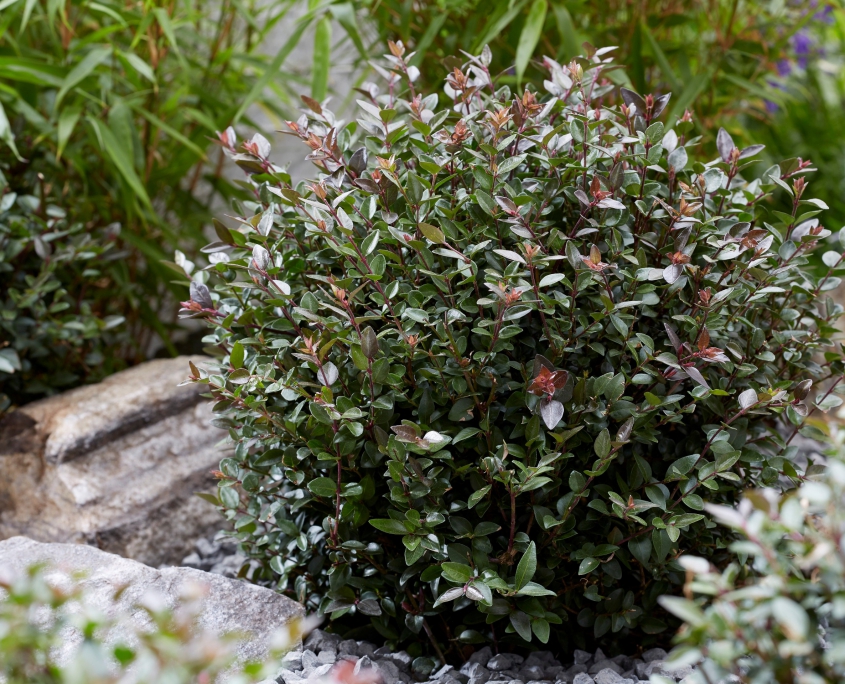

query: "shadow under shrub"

left=180, top=43, right=845, bottom=657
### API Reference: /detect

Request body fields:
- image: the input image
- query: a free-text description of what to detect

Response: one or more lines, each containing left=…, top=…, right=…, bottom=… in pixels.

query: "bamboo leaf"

left=55, top=46, right=111, bottom=109
left=312, top=15, right=332, bottom=102
left=515, top=0, right=547, bottom=87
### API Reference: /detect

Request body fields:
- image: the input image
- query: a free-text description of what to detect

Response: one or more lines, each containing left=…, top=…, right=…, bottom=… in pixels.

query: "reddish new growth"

left=669, top=251, right=691, bottom=265
left=529, top=367, right=568, bottom=399
left=581, top=244, right=612, bottom=272
left=693, top=328, right=729, bottom=363
left=590, top=176, right=612, bottom=202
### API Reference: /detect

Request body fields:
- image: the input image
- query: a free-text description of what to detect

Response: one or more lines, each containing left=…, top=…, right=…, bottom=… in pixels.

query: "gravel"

left=256, top=629, right=697, bottom=684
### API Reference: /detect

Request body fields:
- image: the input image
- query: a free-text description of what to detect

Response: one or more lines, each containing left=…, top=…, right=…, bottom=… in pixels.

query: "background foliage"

left=0, top=0, right=302, bottom=377
left=181, top=42, right=843, bottom=657
left=0, top=164, right=126, bottom=411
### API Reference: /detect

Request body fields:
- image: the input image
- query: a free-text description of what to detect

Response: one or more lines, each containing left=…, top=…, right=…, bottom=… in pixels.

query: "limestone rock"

left=0, top=536, right=303, bottom=665
left=0, top=356, right=228, bottom=566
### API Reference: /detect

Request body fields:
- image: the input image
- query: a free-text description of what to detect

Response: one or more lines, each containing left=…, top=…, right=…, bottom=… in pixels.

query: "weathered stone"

left=488, top=655, right=519, bottom=671
left=0, top=536, right=303, bottom=665
left=0, top=357, right=228, bottom=566
left=520, top=666, right=545, bottom=681
left=593, top=669, right=626, bottom=684
left=572, top=675, right=594, bottom=684
left=589, top=661, right=622, bottom=676
left=641, top=648, right=668, bottom=663
left=573, top=651, right=593, bottom=665
left=468, top=647, right=493, bottom=665
left=305, top=629, right=343, bottom=654
left=381, top=650, right=413, bottom=671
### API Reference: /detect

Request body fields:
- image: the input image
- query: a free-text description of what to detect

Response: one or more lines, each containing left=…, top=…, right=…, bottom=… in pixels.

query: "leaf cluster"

left=662, top=429, right=845, bottom=684
left=182, top=43, right=845, bottom=655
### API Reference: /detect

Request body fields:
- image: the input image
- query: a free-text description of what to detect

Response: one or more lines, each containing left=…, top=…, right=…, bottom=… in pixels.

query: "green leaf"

left=517, top=581, right=555, bottom=597
left=468, top=485, right=491, bottom=509
left=86, top=117, right=152, bottom=210
left=370, top=518, right=410, bottom=535
left=230, top=341, right=245, bottom=370
left=515, top=0, right=547, bottom=86
left=312, top=15, right=332, bottom=102
left=419, top=222, right=445, bottom=244
left=55, top=46, right=111, bottom=109
left=514, top=541, right=537, bottom=590
left=579, top=557, right=599, bottom=575
left=441, top=562, right=473, bottom=584
left=510, top=611, right=532, bottom=642
left=308, top=477, right=338, bottom=497
left=594, top=429, right=611, bottom=459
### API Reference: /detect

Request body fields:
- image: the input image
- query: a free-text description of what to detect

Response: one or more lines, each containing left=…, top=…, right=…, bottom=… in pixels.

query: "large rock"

left=0, top=536, right=303, bottom=665
left=0, top=356, right=228, bottom=566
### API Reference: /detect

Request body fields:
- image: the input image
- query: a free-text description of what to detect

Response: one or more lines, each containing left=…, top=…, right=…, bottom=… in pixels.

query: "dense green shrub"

left=0, top=0, right=296, bottom=361
left=0, top=170, right=126, bottom=413
left=181, top=43, right=844, bottom=656
left=660, top=427, right=845, bottom=684
left=0, top=563, right=293, bottom=683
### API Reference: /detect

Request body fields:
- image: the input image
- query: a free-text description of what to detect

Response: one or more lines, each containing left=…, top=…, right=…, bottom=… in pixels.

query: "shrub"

left=180, top=43, right=844, bottom=656
left=0, top=170, right=126, bottom=413
left=660, top=428, right=845, bottom=684
left=0, top=563, right=294, bottom=683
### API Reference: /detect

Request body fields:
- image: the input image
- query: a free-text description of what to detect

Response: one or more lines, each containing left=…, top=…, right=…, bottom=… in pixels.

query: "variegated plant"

left=178, top=42, right=845, bottom=656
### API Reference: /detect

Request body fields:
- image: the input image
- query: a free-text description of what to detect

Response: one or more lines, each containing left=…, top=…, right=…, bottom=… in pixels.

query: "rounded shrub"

left=180, top=43, right=844, bottom=656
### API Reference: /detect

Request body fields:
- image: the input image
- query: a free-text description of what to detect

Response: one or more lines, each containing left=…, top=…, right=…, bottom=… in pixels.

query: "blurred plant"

left=275, top=0, right=825, bottom=128
left=179, top=42, right=844, bottom=655
left=0, top=168, right=127, bottom=412
left=0, top=0, right=305, bottom=361
left=659, top=426, right=845, bottom=684
left=0, top=562, right=298, bottom=683
left=742, top=5, right=845, bottom=228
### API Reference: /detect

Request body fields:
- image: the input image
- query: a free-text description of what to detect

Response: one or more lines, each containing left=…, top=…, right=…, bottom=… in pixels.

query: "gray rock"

left=358, top=642, right=376, bottom=658
left=469, top=648, right=494, bottom=665
left=639, top=661, right=693, bottom=682
left=375, top=645, right=393, bottom=657
left=546, top=667, right=564, bottom=680
left=572, top=675, right=595, bottom=684
left=573, top=651, right=593, bottom=665
left=280, top=672, right=305, bottom=684
left=488, top=654, right=524, bottom=671
left=593, top=650, right=607, bottom=664
left=301, top=650, right=319, bottom=670
left=339, top=639, right=359, bottom=656
left=0, top=357, right=228, bottom=567
left=317, top=649, right=337, bottom=665
left=308, top=664, right=334, bottom=682
left=520, top=666, right=545, bottom=680
left=563, top=664, right=589, bottom=680
left=434, top=665, right=458, bottom=679
left=462, top=662, right=489, bottom=677
left=376, top=658, right=407, bottom=684
left=593, top=670, right=626, bottom=684
left=470, top=676, right=492, bottom=684
left=524, top=680, right=552, bottom=684
left=304, top=629, right=342, bottom=654
left=354, top=656, right=374, bottom=675
left=382, top=650, right=412, bottom=671
left=642, top=649, right=668, bottom=663
left=282, top=651, right=304, bottom=671
left=0, top=536, right=303, bottom=666
left=589, top=661, right=622, bottom=676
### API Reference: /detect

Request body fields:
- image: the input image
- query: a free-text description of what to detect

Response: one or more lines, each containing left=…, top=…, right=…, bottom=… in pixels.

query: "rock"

left=593, top=670, right=626, bottom=684
left=318, top=649, right=337, bottom=665
left=639, top=661, right=693, bottom=682
left=572, top=675, right=594, bottom=684
left=563, top=664, right=589, bottom=680
left=469, top=647, right=493, bottom=665
left=354, top=656, right=374, bottom=676
left=642, top=648, right=668, bottom=663
left=381, top=650, right=413, bottom=671
left=589, top=661, right=622, bottom=676
left=375, top=658, right=407, bottom=684
left=433, top=665, right=458, bottom=679
left=339, top=639, right=359, bottom=656
left=573, top=651, right=593, bottom=665
left=304, top=629, right=343, bottom=654
left=488, top=654, right=523, bottom=671
left=282, top=651, right=304, bottom=671
left=0, top=536, right=303, bottom=665
left=0, top=357, right=228, bottom=566
left=520, top=666, right=545, bottom=681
